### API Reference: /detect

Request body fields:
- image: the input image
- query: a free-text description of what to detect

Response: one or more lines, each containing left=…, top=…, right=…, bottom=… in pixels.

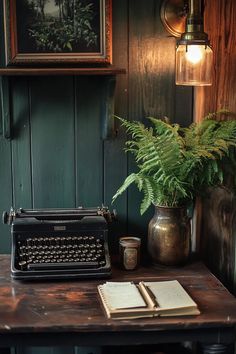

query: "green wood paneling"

left=75, top=76, right=103, bottom=207
left=104, top=0, right=129, bottom=253
left=30, top=76, right=75, bottom=208
left=0, top=1, right=5, bottom=68
left=11, top=77, right=32, bottom=208
left=0, top=136, right=12, bottom=252
left=0, top=77, right=11, bottom=139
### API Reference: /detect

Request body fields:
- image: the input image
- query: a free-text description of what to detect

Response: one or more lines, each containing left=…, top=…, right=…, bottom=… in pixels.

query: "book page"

left=99, top=282, right=147, bottom=310
left=143, top=280, right=197, bottom=310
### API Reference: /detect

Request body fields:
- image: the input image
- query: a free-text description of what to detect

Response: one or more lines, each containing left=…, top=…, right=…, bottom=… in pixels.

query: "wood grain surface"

left=0, top=254, right=236, bottom=339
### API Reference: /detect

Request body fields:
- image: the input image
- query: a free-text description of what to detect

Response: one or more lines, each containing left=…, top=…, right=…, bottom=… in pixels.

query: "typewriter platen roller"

left=3, top=206, right=115, bottom=280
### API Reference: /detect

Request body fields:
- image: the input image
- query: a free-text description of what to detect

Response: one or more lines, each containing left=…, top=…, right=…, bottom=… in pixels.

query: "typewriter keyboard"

left=16, top=235, right=107, bottom=271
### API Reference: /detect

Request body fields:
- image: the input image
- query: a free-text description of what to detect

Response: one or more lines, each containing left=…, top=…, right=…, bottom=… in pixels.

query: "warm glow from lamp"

left=160, top=0, right=213, bottom=87
left=176, top=44, right=213, bottom=86
left=186, top=45, right=203, bottom=64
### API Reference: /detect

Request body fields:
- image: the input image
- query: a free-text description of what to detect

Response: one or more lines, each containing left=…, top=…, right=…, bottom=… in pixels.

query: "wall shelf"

left=0, top=66, right=125, bottom=140
left=0, top=67, right=126, bottom=76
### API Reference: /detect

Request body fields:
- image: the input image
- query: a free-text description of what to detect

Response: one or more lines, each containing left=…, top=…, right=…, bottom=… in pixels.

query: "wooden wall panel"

left=194, top=0, right=236, bottom=120
left=0, top=136, right=12, bottom=252
left=194, top=0, right=236, bottom=291
left=75, top=76, right=103, bottom=207
left=127, top=0, right=192, bottom=249
left=127, top=0, right=175, bottom=241
left=11, top=78, right=32, bottom=208
left=30, top=77, right=75, bottom=208
left=104, top=0, right=129, bottom=253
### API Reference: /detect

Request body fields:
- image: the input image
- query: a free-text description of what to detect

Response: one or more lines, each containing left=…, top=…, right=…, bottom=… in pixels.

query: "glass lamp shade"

left=176, top=44, right=213, bottom=86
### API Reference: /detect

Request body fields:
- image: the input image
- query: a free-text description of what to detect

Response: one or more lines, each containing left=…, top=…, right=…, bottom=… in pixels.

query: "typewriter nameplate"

left=54, top=226, right=66, bottom=231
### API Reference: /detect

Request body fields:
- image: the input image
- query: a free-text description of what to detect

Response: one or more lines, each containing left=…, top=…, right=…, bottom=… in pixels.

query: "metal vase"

left=148, top=205, right=191, bottom=266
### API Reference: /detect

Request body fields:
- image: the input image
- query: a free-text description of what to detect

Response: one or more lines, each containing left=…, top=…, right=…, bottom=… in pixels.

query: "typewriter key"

left=18, top=261, right=27, bottom=270
left=27, top=238, right=33, bottom=246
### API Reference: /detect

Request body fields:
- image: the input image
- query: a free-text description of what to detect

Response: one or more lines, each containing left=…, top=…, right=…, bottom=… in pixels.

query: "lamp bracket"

left=160, top=0, right=188, bottom=38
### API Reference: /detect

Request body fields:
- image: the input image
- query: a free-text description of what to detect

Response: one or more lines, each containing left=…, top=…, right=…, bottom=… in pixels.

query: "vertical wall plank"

left=75, top=76, right=103, bottom=207
left=0, top=136, right=12, bottom=252
left=194, top=0, right=236, bottom=120
left=127, top=0, right=190, bottom=250
left=0, top=77, right=11, bottom=139
left=200, top=188, right=236, bottom=291
left=128, top=0, right=176, bottom=121
left=11, top=77, right=32, bottom=208
left=30, top=76, right=75, bottom=208
left=194, top=0, right=236, bottom=291
left=104, top=0, right=129, bottom=253
left=0, top=0, right=12, bottom=252
left=175, top=86, right=193, bottom=127
left=0, top=0, right=6, bottom=68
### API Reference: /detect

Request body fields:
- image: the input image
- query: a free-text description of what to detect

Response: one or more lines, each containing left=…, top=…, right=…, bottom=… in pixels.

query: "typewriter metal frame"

left=4, top=207, right=112, bottom=280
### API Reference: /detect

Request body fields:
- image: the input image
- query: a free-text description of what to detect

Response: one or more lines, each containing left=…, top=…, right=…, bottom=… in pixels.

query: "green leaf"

left=112, top=173, right=138, bottom=203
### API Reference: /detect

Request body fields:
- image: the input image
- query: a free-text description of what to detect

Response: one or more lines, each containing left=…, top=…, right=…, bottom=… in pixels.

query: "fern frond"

left=139, top=177, right=154, bottom=215
left=112, top=113, right=236, bottom=214
left=112, top=173, right=137, bottom=203
left=203, top=109, right=230, bottom=120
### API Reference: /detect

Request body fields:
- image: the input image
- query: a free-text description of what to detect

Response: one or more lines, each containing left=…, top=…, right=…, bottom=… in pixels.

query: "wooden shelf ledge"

left=0, top=67, right=126, bottom=76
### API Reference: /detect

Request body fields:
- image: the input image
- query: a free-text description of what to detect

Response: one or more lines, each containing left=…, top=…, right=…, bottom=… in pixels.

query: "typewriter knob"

left=2, top=211, right=9, bottom=225
left=2, top=207, right=16, bottom=225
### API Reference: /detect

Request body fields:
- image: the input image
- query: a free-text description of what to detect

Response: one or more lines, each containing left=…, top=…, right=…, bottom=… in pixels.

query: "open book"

left=97, top=280, right=200, bottom=319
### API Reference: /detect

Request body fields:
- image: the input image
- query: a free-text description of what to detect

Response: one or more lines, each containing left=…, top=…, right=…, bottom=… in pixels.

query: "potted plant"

left=112, top=111, right=236, bottom=266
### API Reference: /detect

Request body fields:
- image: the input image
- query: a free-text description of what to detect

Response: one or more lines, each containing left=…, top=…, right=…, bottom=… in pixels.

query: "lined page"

left=100, top=282, right=147, bottom=310
left=144, top=280, right=197, bottom=310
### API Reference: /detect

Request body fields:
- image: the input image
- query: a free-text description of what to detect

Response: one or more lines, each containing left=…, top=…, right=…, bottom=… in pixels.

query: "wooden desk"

left=0, top=255, right=236, bottom=353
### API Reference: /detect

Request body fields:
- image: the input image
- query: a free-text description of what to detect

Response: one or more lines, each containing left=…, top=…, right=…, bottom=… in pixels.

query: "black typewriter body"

left=4, top=207, right=112, bottom=280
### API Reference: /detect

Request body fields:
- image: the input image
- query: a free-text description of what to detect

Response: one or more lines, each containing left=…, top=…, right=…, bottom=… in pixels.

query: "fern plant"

left=112, top=112, right=236, bottom=215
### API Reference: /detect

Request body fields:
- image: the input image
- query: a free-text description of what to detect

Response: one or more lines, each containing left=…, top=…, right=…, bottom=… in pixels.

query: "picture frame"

left=3, top=0, right=112, bottom=66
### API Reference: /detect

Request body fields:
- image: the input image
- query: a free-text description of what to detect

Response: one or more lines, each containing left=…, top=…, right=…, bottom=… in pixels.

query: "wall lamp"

left=161, top=0, right=213, bottom=86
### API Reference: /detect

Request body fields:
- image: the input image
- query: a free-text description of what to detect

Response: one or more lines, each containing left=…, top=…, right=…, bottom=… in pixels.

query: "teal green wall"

left=0, top=0, right=192, bottom=255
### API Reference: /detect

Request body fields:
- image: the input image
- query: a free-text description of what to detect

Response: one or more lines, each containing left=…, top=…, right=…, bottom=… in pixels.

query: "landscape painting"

left=4, top=0, right=112, bottom=65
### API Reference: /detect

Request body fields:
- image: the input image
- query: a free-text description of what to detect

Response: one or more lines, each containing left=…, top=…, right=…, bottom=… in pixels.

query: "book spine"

left=97, top=285, right=111, bottom=319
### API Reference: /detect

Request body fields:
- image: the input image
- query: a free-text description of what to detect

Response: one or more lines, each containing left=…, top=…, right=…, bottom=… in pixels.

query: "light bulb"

left=185, top=45, right=204, bottom=64
left=176, top=44, right=213, bottom=86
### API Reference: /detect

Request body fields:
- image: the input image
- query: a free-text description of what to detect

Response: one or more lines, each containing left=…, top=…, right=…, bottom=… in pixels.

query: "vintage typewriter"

left=3, top=206, right=114, bottom=280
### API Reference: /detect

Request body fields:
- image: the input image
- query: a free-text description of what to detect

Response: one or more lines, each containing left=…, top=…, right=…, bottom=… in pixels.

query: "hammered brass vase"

left=148, top=205, right=191, bottom=266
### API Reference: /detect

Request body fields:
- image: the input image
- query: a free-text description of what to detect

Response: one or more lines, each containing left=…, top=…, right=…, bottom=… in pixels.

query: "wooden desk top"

left=0, top=255, right=236, bottom=346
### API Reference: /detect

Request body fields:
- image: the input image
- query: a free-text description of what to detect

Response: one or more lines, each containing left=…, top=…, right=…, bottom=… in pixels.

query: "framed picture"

left=3, top=0, right=112, bottom=65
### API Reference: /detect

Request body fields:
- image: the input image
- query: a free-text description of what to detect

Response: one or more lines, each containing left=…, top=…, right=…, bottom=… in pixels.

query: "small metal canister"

left=119, top=237, right=141, bottom=270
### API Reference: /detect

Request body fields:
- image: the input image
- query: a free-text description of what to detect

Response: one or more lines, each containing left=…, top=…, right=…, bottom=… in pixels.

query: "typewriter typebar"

left=3, top=207, right=114, bottom=280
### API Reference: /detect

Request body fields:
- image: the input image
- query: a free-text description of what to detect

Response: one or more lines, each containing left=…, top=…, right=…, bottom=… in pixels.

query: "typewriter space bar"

left=28, top=261, right=99, bottom=271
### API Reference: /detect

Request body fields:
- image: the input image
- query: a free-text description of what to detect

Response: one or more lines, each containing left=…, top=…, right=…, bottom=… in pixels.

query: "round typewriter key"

left=27, top=238, right=33, bottom=246
left=119, top=237, right=141, bottom=270
left=18, top=261, right=27, bottom=270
